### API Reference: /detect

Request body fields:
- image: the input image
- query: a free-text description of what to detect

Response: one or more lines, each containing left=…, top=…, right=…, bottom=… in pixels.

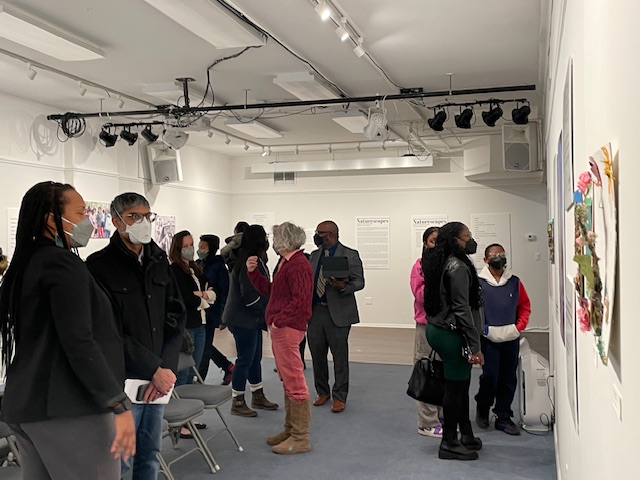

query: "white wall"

left=230, top=151, right=549, bottom=329
left=545, top=1, right=640, bottom=478
left=0, top=93, right=233, bottom=260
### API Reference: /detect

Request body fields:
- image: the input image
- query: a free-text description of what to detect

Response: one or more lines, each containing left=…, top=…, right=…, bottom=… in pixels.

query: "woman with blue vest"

left=475, top=243, right=531, bottom=435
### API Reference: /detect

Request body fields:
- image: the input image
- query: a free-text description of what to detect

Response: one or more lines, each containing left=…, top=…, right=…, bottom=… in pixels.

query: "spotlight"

left=482, top=103, right=503, bottom=127
left=117, top=96, right=125, bottom=109
left=99, top=128, right=117, bottom=147
left=454, top=108, right=474, bottom=129
left=328, top=144, right=332, bottom=153
left=512, top=103, right=531, bottom=125
left=363, top=108, right=388, bottom=140
left=120, top=128, right=138, bottom=146
left=163, top=130, right=189, bottom=150
left=353, top=37, right=365, bottom=57
left=315, top=0, right=331, bottom=21
left=141, top=125, right=158, bottom=143
left=381, top=141, right=386, bottom=151
left=335, top=18, right=349, bottom=42
left=207, top=130, right=214, bottom=138
left=427, top=109, right=447, bottom=132
left=267, top=147, right=272, bottom=156
left=225, top=135, right=231, bottom=145
left=78, top=81, right=87, bottom=96
left=244, top=142, right=249, bottom=151
left=356, top=143, right=361, bottom=152
left=294, top=145, right=299, bottom=155
left=27, top=63, right=37, bottom=80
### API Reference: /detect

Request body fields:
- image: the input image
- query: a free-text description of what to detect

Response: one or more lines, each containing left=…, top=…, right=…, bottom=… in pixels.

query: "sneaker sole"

left=418, top=429, right=442, bottom=438
left=252, top=405, right=279, bottom=410
left=438, top=450, right=479, bottom=461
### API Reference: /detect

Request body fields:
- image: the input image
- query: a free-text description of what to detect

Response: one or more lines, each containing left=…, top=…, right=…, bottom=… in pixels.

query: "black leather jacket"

left=87, top=233, right=186, bottom=379
left=427, top=255, right=483, bottom=353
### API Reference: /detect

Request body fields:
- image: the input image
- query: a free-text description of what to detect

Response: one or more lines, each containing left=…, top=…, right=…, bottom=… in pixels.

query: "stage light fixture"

left=141, top=125, right=158, bottom=143
left=225, top=135, right=231, bottom=145
left=353, top=37, right=365, bottom=57
left=381, top=141, right=386, bottom=151
left=99, top=128, right=117, bottom=147
left=78, top=81, right=87, bottom=96
left=117, top=96, right=125, bottom=109
left=427, top=109, right=447, bottom=132
left=261, top=147, right=267, bottom=157
left=454, top=107, right=473, bottom=129
left=26, top=63, right=37, bottom=80
left=163, top=129, right=189, bottom=150
left=482, top=103, right=503, bottom=127
left=356, top=143, right=361, bottom=152
left=328, top=144, right=332, bottom=153
left=295, top=145, right=299, bottom=155
left=335, top=18, right=349, bottom=41
left=119, top=128, right=138, bottom=146
left=512, top=102, right=531, bottom=125
left=315, top=1, right=331, bottom=21
left=244, top=142, right=249, bottom=151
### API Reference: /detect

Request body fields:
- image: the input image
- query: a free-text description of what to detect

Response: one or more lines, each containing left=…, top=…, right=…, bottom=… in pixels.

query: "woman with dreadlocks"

left=0, top=181, right=135, bottom=479
left=423, top=221, right=484, bottom=461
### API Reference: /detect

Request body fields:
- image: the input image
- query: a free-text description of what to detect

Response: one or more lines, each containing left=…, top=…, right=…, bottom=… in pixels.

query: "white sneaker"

left=418, top=425, right=443, bottom=438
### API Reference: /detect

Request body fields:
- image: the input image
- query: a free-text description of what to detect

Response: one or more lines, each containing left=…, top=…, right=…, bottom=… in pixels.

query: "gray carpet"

left=165, top=358, right=556, bottom=480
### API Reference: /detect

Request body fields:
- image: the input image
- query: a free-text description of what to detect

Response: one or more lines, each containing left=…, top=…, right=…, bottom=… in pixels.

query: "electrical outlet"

left=365, top=297, right=373, bottom=305
left=612, top=384, right=622, bottom=421
left=535, top=252, right=542, bottom=261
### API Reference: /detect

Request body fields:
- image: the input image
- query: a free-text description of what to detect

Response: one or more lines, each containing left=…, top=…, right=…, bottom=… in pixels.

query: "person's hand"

left=468, top=352, right=484, bottom=365
left=219, top=323, right=227, bottom=331
left=328, top=277, right=347, bottom=290
left=246, top=256, right=258, bottom=273
left=152, top=367, right=176, bottom=394
left=111, top=410, right=136, bottom=461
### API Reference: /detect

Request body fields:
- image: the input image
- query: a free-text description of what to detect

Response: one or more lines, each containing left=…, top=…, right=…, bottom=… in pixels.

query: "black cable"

left=56, top=113, right=86, bottom=141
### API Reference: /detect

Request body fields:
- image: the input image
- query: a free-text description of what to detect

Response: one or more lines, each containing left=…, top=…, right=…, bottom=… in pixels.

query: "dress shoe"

left=313, top=395, right=330, bottom=406
left=331, top=399, right=345, bottom=413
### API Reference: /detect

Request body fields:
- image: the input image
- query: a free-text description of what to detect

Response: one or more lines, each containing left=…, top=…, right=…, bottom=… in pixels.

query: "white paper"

left=563, top=59, right=574, bottom=210
left=410, top=214, right=448, bottom=260
left=245, top=212, right=276, bottom=233
left=470, top=213, right=512, bottom=270
left=355, top=216, right=390, bottom=270
left=302, top=228, right=316, bottom=255
left=154, top=215, right=176, bottom=254
left=6, top=207, right=19, bottom=259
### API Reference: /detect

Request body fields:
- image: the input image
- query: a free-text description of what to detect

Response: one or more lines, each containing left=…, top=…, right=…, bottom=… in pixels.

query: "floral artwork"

left=572, top=143, right=617, bottom=364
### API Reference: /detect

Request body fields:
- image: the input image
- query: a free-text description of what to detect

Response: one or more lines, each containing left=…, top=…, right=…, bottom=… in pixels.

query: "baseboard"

left=353, top=323, right=415, bottom=329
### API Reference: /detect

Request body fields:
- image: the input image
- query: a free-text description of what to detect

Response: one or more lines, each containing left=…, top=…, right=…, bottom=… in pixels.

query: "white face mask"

left=119, top=216, right=152, bottom=245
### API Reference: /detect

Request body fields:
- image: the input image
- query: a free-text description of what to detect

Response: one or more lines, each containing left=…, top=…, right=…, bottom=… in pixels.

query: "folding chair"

left=173, top=353, right=243, bottom=471
left=0, top=422, right=21, bottom=480
left=162, top=397, right=218, bottom=474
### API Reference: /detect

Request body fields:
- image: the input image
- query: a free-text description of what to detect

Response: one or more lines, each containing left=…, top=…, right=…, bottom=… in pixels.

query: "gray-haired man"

left=87, top=192, right=186, bottom=480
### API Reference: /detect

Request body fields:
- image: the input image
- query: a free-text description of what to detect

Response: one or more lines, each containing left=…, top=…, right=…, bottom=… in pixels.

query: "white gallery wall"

left=545, top=0, right=640, bottom=478
left=230, top=152, right=549, bottom=330
left=0, top=93, right=233, bottom=260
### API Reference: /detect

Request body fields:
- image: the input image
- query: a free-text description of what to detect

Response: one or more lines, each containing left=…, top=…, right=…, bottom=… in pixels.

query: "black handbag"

left=406, top=351, right=445, bottom=406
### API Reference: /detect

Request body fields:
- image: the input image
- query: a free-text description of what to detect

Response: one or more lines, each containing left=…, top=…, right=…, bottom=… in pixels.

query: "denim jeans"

left=121, top=403, right=164, bottom=480
left=177, top=325, right=206, bottom=386
left=228, top=325, right=263, bottom=392
left=475, top=337, right=520, bottom=418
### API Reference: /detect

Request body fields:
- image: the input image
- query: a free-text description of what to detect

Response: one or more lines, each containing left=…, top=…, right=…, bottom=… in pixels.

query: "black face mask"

left=488, top=257, right=507, bottom=269
left=313, top=233, right=325, bottom=247
left=463, top=238, right=478, bottom=255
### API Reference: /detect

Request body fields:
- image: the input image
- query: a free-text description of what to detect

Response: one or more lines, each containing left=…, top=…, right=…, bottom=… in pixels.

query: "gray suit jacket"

left=309, top=242, right=365, bottom=327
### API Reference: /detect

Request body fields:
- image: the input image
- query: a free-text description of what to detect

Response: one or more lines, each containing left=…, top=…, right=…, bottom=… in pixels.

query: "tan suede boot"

left=266, top=396, right=291, bottom=446
left=272, top=397, right=311, bottom=454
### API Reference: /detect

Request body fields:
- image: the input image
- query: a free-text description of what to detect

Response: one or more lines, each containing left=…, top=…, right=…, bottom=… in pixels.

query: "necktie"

left=316, top=250, right=330, bottom=298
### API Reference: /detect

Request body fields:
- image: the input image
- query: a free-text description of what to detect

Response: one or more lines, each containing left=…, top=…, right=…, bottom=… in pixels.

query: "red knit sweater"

left=248, top=250, right=314, bottom=331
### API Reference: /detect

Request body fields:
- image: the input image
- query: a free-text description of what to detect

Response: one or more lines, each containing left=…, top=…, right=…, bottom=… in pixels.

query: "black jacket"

left=222, top=261, right=269, bottom=330
left=86, top=233, right=186, bottom=380
left=1, top=242, right=127, bottom=423
left=197, top=254, right=229, bottom=327
left=427, top=255, right=483, bottom=353
left=170, top=263, right=205, bottom=330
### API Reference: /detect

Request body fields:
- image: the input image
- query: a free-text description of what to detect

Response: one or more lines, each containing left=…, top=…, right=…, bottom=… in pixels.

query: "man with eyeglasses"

left=474, top=243, right=530, bottom=436
left=87, top=192, right=186, bottom=479
left=308, top=221, right=364, bottom=413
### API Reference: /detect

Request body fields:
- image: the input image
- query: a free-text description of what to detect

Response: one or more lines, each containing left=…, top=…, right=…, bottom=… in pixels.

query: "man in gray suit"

left=308, top=220, right=365, bottom=413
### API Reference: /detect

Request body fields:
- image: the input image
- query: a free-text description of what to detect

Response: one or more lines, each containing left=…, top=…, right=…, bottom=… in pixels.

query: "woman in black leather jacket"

left=423, top=222, right=484, bottom=461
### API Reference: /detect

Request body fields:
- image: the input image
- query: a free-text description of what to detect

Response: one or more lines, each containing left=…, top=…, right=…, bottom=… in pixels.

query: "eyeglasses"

left=124, top=212, right=157, bottom=224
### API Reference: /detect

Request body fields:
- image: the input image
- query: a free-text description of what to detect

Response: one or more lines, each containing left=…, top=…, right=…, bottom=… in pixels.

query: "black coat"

left=197, top=254, right=229, bottom=327
left=86, top=233, right=186, bottom=380
left=170, top=263, right=205, bottom=330
left=427, top=255, right=483, bottom=353
left=222, top=261, right=269, bottom=330
left=1, top=242, right=127, bottom=423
